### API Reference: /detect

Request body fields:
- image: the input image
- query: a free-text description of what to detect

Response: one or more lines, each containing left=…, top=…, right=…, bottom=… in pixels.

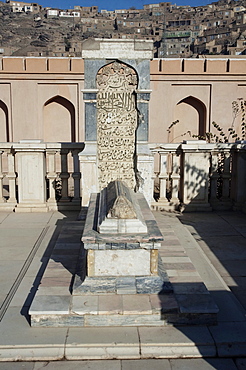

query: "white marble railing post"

left=158, top=150, right=169, bottom=207
left=209, top=148, right=219, bottom=206
left=136, top=144, right=155, bottom=205
left=0, top=151, right=5, bottom=203
left=230, top=142, right=246, bottom=211
left=72, top=149, right=81, bottom=203
left=150, top=144, right=181, bottom=210
left=221, top=150, right=231, bottom=200
left=181, top=141, right=212, bottom=211
left=60, top=149, right=70, bottom=202
left=14, top=140, right=48, bottom=212
left=46, top=149, right=58, bottom=209
left=170, top=150, right=181, bottom=205
left=79, top=142, right=98, bottom=207
left=6, top=148, right=17, bottom=205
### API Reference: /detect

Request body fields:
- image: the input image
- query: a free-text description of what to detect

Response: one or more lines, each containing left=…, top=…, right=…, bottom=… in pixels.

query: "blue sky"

left=39, top=0, right=210, bottom=11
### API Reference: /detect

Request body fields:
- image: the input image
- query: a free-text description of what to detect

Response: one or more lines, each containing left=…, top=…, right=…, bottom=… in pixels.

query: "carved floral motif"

left=97, top=62, right=138, bottom=189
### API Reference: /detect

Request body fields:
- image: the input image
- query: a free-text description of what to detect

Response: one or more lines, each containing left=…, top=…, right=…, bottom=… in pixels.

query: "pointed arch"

left=171, top=96, right=207, bottom=143
left=43, top=95, right=75, bottom=142
left=0, top=100, right=10, bottom=142
left=97, top=59, right=139, bottom=87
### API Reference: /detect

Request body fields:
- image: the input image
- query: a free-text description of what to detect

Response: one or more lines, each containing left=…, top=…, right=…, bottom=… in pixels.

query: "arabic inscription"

left=97, top=62, right=138, bottom=190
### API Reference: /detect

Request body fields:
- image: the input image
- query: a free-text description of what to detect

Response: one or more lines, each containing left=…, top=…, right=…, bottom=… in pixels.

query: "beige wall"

left=1, top=57, right=246, bottom=144
left=0, top=57, right=84, bottom=142
left=149, top=58, right=246, bottom=143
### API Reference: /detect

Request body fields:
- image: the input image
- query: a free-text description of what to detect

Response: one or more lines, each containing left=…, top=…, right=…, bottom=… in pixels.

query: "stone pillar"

left=210, top=144, right=233, bottom=211
left=181, top=141, right=212, bottom=211
left=60, top=149, right=70, bottom=202
left=81, top=40, right=153, bottom=205
left=79, top=142, right=98, bottom=207
left=210, top=147, right=220, bottom=208
left=0, top=150, right=5, bottom=203
left=170, top=149, right=181, bottom=206
left=6, top=148, right=17, bottom=206
left=221, top=149, right=232, bottom=207
left=136, top=144, right=154, bottom=205
left=46, top=149, right=58, bottom=211
left=158, top=150, right=169, bottom=208
left=72, top=149, right=81, bottom=204
left=15, top=141, right=48, bottom=212
left=231, top=142, right=246, bottom=211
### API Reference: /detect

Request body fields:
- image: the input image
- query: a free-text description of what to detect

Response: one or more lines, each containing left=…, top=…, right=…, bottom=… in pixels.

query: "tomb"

left=29, top=40, right=218, bottom=327
left=73, top=180, right=172, bottom=298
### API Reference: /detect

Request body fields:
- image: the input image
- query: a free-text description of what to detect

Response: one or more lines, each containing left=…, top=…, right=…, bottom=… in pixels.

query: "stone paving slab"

left=139, top=326, right=216, bottom=358
left=169, top=358, right=238, bottom=370
left=0, top=359, right=241, bottom=369
left=178, top=211, right=246, bottom=313
left=209, top=322, right=246, bottom=357
left=0, top=307, right=67, bottom=361
left=65, top=327, right=140, bottom=360
left=1, top=210, right=246, bottom=362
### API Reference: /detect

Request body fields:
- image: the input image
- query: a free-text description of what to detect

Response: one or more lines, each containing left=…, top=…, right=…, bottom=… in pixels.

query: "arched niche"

left=0, top=100, right=10, bottom=142
left=171, top=96, right=207, bottom=143
left=43, top=96, right=75, bottom=142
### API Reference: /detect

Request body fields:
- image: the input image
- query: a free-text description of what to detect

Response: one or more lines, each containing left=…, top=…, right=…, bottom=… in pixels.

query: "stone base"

left=0, top=202, right=17, bottom=211
left=181, top=203, right=212, bottom=212
left=73, top=276, right=172, bottom=296
left=210, top=200, right=233, bottom=211
left=29, top=210, right=219, bottom=328
left=15, top=204, right=48, bottom=212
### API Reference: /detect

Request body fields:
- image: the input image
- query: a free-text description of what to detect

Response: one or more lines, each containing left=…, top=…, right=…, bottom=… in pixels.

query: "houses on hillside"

left=2, top=0, right=246, bottom=56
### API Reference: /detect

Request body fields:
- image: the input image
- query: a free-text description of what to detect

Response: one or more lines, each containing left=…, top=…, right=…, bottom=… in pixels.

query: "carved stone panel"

left=96, top=61, right=138, bottom=190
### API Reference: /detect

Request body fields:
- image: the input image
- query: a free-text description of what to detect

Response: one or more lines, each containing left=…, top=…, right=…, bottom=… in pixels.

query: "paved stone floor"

left=0, top=358, right=245, bottom=369
left=0, top=209, right=246, bottom=368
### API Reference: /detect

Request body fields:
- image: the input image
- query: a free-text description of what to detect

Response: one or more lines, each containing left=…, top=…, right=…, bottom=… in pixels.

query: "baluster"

left=46, top=150, right=57, bottom=206
left=6, top=149, right=17, bottom=204
left=0, top=151, right=5, bottom=203
left=210, top=150, right=219, bottom=205
left=158, top=151, right=169, bottom=207
left=170, top=151, right=180, bottom=204
left=72, top=149, right=81, bottom=202
left=221, top=151, right=231, bottom=200
left=60, top=149, right=70, bottom=202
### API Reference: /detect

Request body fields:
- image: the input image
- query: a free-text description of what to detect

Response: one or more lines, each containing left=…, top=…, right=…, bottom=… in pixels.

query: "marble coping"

left=98, top=181, right=148, bottom=234
left=82, top=192, right=163, bottom=246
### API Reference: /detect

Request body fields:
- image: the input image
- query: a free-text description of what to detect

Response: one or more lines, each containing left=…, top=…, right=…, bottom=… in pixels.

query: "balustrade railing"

left=0, top=142, right=84, bottom=212
left=150, top=141, right=246, bottom=212
left=0, top=140, right=245, bottom=213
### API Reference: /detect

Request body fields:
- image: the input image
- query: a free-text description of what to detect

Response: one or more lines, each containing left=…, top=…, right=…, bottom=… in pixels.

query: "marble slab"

left=93, top=249, right=151, bottom=276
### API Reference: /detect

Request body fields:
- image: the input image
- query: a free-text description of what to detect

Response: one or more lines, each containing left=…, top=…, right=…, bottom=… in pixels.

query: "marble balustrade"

left=0, top=140, right=245, bottom=212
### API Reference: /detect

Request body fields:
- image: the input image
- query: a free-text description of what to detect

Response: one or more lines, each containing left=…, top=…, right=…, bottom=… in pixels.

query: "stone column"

left=72, top=149, right=81, bottom=204
left=170, top=148, right=181, bottom=207
left=0, top=150, right=5, bottom=203
left=79, top=142, right=98, bottom=207
left=231, top=142, right=246, bottom=211
left=158, top=150, right=170, bottom=208
left=14, top=140, right=48, bottom=212
left=181, top=141, right=212, bottom=211
left=221, top=149, right=232, bottom=207
left=6, top=148, right=17, bottom=206
left=209, top=147, right=220, bottom=208
left=60, top=149, right=70, bottom=202
left=210, top=144, right=233, bottom=211
left=136, top=144, right=155, bottom=205
left=46, top=149, right=58, bottom=211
